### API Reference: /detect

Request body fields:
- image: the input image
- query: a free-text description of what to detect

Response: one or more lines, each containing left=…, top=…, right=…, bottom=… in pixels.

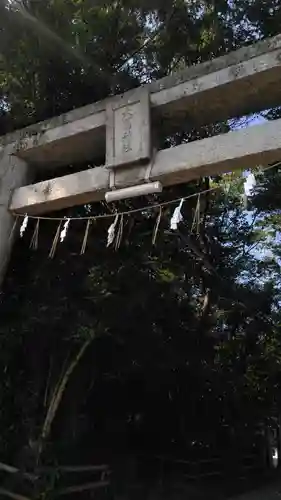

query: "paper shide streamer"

left=170, top=199, right=184, bottom=230
left=107, top=214, right=119, bottom=247
left=243, top=172, right=256, bottom=209
left=60, top=218, right=70, bottom=242
left=14, top=161, right=279, bottom=258
left=20, top=214, right=28, bottom=237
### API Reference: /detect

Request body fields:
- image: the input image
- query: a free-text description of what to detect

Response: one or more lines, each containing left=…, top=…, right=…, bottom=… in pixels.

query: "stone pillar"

left=0, top=151, right=31, bottom=285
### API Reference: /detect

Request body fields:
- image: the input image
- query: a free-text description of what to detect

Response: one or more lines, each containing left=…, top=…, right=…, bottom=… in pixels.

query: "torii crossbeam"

left=0, top=33, right=281, bottom=281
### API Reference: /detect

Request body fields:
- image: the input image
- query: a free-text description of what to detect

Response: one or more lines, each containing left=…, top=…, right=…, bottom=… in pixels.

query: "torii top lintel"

left=1, top=33, right=281, bottom=214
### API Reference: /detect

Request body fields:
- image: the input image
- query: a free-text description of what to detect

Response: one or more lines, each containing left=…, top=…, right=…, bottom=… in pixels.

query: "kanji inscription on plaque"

left=106, top=88, right=150, bottom=169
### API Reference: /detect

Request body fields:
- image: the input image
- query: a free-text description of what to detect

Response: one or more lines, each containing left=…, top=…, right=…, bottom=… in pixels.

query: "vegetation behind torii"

left=0, top=0, right=281, bottom=498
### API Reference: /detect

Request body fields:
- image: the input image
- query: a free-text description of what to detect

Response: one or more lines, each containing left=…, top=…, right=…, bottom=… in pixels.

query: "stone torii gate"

left=1, top=33, right=281, bottom=283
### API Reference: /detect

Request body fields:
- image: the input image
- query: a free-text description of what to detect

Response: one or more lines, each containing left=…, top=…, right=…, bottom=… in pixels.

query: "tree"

left=0, top=1, right=281, bottom=498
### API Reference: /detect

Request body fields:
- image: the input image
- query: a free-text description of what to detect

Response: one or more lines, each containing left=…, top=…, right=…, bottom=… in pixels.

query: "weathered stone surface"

left=10, top=110, right=105, bottom=169
left=9, top=118, right=281, bottom=215
left=106, top=88, right=150, bottom=168
left=150, top=49, right=281, bottom=124
left=0, top=155, right=31, bottom=284
left=1, top=34, right=281, bottom=169
left=0, top=154, right=31, bottom=206
left=149, top=33, right=281, bottom=93
left=2, top=34, right=281, bottom=288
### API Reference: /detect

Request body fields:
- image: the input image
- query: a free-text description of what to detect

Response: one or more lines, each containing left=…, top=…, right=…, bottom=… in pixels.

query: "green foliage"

left=0, top=0, right=281, bottom=496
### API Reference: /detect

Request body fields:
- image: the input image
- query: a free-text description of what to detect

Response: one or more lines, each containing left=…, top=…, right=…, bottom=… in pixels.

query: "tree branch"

left=38, top=464, right=109, bottom=473
left=0, top=463, right=37, bottom=481
left=54, top=481, right=110, bottom=496
left=0, top=488, right=31, bottom=500
left=39, top=334, right=95, bottom=453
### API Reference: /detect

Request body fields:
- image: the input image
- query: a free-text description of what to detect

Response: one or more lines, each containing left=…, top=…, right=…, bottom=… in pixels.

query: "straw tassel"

left=30, top=219, right=40, bottom=250
left=192, top=194, right=201, bottom=234
left=115, top=214, right=124, bottom=250
left=9, top=216, right=19, bottom=244
left=152, top=206, right=162, bottom=246
left=80, top=220, right=92, bottom=255
left=49, top=221, right=62, bottom=258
